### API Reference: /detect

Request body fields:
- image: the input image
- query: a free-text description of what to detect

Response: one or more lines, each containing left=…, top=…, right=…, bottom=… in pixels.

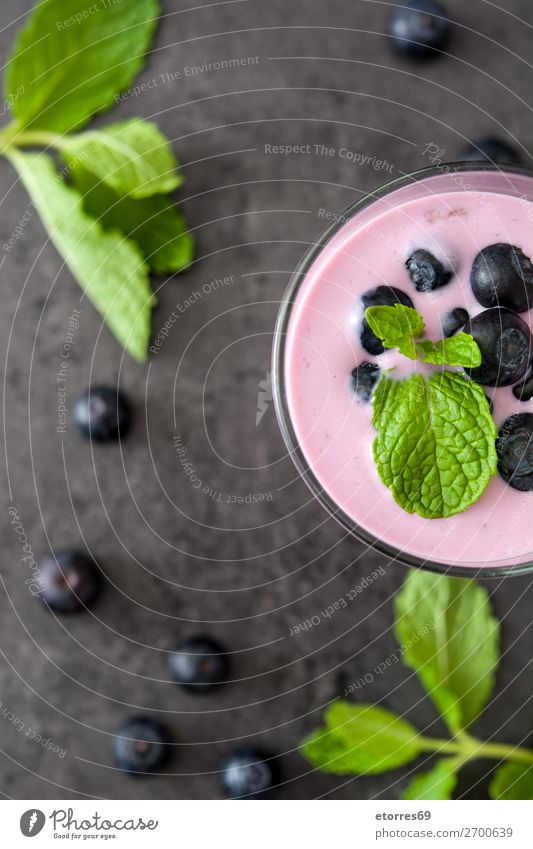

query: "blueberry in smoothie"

left=351, top=362, right=381, bottom=402
left=513, top=372, right=533, bottom=401
left=360, top=286, right=414, bottom=355
left=471, top=244, right=533, bottom=312
left=406, top=249, right=453, bottom=292
left=442, top=307, right=469, bottom=337
left=464, top=308, right=532, bottom=387
left=496, top=414, right=533, bottom=491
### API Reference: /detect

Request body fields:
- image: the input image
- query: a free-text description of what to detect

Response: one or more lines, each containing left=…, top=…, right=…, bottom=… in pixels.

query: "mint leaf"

left=365, top=304, right=481, bottom=367
left=489, top=763, right=533, bottom=800
left=300, top=702, right=423, bottom=774
left=372, top=371, right=498, bottom=518
left=5, top=0, right=158, bottom=132
left=8, top=150, right=154, bottom=361
left=394, top=572, right=500, bottom=734
left=69, top=164, right=193, bottom=275
left=365, top=304, right=425, bottom=359
left=421, top=333, right=482, bottom=368
left=300, top=729, right=375, bottom=775
left=402, top=758, right=459, bottom=800
left=60, top=119, right=182, bottom=198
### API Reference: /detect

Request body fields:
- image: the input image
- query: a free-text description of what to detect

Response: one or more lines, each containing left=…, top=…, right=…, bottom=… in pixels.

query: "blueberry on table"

left=73, top=385, right=132, bottom=441
left=464, top=308, right=532, bottom=387
left=471, top=244, right=533, bottom=313
left=513, top=372, right=533, bottom=402
left=220, top=747, right=280, bottom=799
left=406, top=249, right=453, bottom=293
left=112, top=717, right=172, bottom=776
left=442, top=307, right=469, bottom=337
left=35, top=549, right=101, bottom=612
left=351, top=362, right=381, bottom=401
left=496, top=414, right=533, bottom=490
left=389, top=1, right=451, bottom=59
left=360, top=286, right=414, bottom=355
left=460, top=138, right=522, bottom=166
left=169, top=636, right=229, bottom=693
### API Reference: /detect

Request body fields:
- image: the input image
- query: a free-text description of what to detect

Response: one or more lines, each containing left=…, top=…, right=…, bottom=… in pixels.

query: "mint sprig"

left=365, top=304, right=481, bottom=368
left=0, top=0, right=193, bottom=361
left=365, top=303, right=425, bottom=360
left=364, top=304, right=494, bottom=518
left=300, top=571, right=533, bottom=800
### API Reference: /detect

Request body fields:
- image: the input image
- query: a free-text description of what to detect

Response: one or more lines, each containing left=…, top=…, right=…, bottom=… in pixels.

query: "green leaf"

left=365, top=304, right=425, bottom=359
left=415, top=339, right=436, bottom=359
left=489, top=763, right=533, bottom=800
left=60, top=119, right=182, bottom=198
left=402, top=758, right=459, bottom=800
left=301, top=729, right=376, bottom=775
left=394, top=571, right=500, bottom=734
left=365, top=305, right=481, bottom=368
left=421, top=333, right=482, bottom=368
left=69, top=164, right=193, bottom=275
left=5, top=0, right=159, bottom=132
left=300, top=702, right=423, bottom=775
left=372, top=371, right=498, bottom=518
left=8, top=150, right=153, bottom=361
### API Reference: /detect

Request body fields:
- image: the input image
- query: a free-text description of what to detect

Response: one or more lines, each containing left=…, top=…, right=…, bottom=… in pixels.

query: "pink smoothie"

left=283, top=177, right=533, bottom=570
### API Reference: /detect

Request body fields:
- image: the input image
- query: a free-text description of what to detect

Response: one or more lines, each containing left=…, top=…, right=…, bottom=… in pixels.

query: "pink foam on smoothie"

left=285, top=187, right=533, bottom=569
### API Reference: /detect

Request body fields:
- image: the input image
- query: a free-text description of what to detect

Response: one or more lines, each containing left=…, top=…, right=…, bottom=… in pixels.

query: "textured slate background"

left=0, top=0, right=531, bottom=800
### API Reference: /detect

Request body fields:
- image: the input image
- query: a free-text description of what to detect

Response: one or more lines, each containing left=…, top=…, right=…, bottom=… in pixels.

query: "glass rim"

left=272, top=160, right=533, bottom=579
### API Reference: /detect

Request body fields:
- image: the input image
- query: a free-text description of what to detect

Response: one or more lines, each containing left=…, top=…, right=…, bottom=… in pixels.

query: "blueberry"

left=496, top=414, right=533, bottom=490
left=220, top=747, right=280, bottom=799
left=464, top=308, right=532, bottom=387
left=112, top=716, right=172, bottom=776
left=73, top=385, right=132, bottom=441
left=360, top=286, right=414, bottom=355
left=460, top=138, right=522, bottom=166
left=169, top=636, right=229, bottom=693
left=442, top=307, right=469, bottom=337
left=35, top=550, right=101, bottom=612
left=513, top=372, right=533, bottom=402
left=471, top=244, right=533, bottom=313
left=406, top=249, right=453, bottom=293
left=389, top=1, right=451, bottom=59
left=351, top=362, right=380, bottom=401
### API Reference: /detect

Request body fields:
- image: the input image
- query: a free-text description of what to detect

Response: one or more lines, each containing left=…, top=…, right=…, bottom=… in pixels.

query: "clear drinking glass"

left=272, top=163, right=533, bottom=577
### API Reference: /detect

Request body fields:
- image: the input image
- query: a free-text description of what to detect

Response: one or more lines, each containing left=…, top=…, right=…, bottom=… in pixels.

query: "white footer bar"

left=3, top=799, right=532, bottom=848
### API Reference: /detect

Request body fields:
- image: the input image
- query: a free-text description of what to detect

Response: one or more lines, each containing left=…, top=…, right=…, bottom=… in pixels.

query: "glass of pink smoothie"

left=273, top=163, right=533, bottom=576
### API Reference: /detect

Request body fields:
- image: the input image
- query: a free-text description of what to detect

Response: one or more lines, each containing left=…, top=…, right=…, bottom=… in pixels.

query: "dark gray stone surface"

left=0, top=0, right=531, bottom=800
